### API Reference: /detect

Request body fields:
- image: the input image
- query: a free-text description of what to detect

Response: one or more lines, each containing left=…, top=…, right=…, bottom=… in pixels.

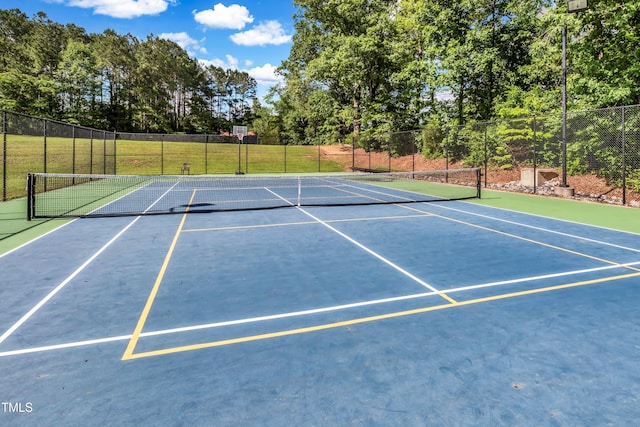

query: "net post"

left=297, top=175, right=302, bottom=207
left=26, top=173, right=35, bottom=221
left=476, top=168, right=482, bottom=199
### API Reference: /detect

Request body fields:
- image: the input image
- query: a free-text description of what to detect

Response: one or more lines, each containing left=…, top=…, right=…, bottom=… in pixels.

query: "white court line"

left=296, top=207, right=442, bottom=294
left=429, top=203, right=640, bottom=254
left=3, top=184, right=636, bottom=356
left=0, top=219, right=142, bottom=345
left=2, top=259, right=639, bottom=358
left=0, top=219, right=76, bottom=259
left=0, top=335, right=131, bottom=357
left=182, top=214, right=430, bottom=233
left=0, top=178, right=159, bottom=260
left=264, top=186, right=442, bottom=294
left=305, top=180, right=640, bottom=255
left=0, top=183, right=181, bottom=346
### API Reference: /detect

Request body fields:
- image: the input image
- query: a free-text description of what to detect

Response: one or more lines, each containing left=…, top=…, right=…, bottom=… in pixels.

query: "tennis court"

left=1, top=171, right=640, bottom=426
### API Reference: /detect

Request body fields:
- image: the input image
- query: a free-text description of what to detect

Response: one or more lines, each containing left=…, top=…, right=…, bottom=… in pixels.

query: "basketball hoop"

left=568, top=0, right=587, bottom=13
left=233, top=125, right=248, bottom=142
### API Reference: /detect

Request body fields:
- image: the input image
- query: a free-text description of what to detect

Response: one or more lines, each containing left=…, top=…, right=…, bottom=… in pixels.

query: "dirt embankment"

left=320, top=145, right=640, bottom=207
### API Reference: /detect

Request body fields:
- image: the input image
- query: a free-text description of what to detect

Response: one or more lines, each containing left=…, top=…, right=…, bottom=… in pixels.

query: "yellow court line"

left=122, top=270, right=640, bottom=360
left=440, top=293, right=457, bottom=304
left=121, top=190, right=197, bottom=360
left=399, top=204, right=640, bottom=272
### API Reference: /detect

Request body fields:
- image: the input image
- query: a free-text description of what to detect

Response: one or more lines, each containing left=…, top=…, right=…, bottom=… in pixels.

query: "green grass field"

left=1, top=135, right=345, bottom=200
left=115, top=141, right=341, bottom=175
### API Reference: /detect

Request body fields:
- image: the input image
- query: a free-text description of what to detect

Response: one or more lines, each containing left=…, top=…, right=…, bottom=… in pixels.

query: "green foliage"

left=0, top=10, right=258, bottom=133
left=571, top=0, right=640, bottom=107
left=492, top=144, right=514, bottom=169
left=421, top=125, right=445, bottom=159
left=3, top=1, right=640, bottom=154
left=628, top=169, right=640, bottom=194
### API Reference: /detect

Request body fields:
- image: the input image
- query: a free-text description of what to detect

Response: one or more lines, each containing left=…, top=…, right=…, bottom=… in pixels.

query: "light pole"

left=561, top=0, right=588, bottom=191
left=561, top=24, right=568, bottom=187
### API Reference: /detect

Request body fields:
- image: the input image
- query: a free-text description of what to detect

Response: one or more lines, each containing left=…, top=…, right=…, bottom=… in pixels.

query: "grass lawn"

left=1, top=135, right=344, bottom=200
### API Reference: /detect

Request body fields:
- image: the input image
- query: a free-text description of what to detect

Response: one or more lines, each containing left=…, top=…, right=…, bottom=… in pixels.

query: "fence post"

left=89, top=129, right=94, bottom=175
left=351, top=135, right=355, bottom=170
left=444, top=127, right=450, bottom=171
left=205, top=134, right=209, bottom=174
left=72, top=125, right=76, bottom=175
left=113, top=131, right=117, bottom=175
left=103, top=131, right=107, bottom=174
left=621, top=106, right=626, bottom=206
left=483, top=125, right=488, bottom=188
left=412, top=131, right=416, bottom=173
left=43, top=119, right=47, bottom=174
left=533, top=116, right=538, bottom=194
left=43, top=119, right=47, bottom=191
left=2, top=111, right=6, bottom=201
left=388, top=135, right=391, bottom=172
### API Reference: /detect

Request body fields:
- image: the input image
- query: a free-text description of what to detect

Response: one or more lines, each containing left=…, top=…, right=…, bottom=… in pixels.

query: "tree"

left=56, top=38, right=101, bottom=124
left=570, top=0, right=640, bottom=107
left=284, top=0, right=400, bottom=142
left=224, top=69, right=257, bottom=125
left=94, top=30, right=138, bottom=131
left=0, top=9, right=33, bottom=74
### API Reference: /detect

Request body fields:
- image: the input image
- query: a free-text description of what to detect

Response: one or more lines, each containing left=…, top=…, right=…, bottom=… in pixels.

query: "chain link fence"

left=0, top=112, right=343, bottom=200
left=432, top=106, right=640, bottom=206
left=2, top=105, right=640, bottom=206
left=1, top=111, right=116, bottom=200
left=345, top=105, right=640, bottom=206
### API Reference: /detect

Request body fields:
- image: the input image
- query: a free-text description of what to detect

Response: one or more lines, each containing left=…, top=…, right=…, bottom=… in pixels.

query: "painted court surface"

left=1, top=196, right=640, bottom=425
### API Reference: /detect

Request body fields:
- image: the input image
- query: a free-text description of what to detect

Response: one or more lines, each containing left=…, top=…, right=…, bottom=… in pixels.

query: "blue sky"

left=9, top=1, right=297, bottom=96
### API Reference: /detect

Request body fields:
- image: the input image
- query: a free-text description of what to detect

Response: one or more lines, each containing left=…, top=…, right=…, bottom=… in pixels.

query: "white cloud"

left=247, top=63, right=283, bottom=86
left=199, top=55, right=240, bottom=70
left=198, top=57, right=282, bottom=87
left=230, top=20, right=292, bottom=46
left=64, top=0, right=174, bottom=19
left=160, top=32, right=207, bottom=55
left=193, top=3, right=254, bottom=30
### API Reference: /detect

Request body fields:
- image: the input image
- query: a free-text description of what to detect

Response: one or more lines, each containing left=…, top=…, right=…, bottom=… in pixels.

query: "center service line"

left=298, top=207, right=458, bottom=304
left=262, top=187, right=456, bottom=303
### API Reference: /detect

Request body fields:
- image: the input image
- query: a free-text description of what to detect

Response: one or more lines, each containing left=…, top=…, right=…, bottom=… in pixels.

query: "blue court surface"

left=2, top=195, right=640, bottom=425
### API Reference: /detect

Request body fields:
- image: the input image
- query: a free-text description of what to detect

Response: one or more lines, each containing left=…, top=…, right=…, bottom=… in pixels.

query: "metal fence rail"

left=2, top=106, right=640, bottom=205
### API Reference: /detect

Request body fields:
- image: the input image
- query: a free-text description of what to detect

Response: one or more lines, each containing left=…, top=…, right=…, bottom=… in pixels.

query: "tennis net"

left=26, top=168, right=481, bottom=219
